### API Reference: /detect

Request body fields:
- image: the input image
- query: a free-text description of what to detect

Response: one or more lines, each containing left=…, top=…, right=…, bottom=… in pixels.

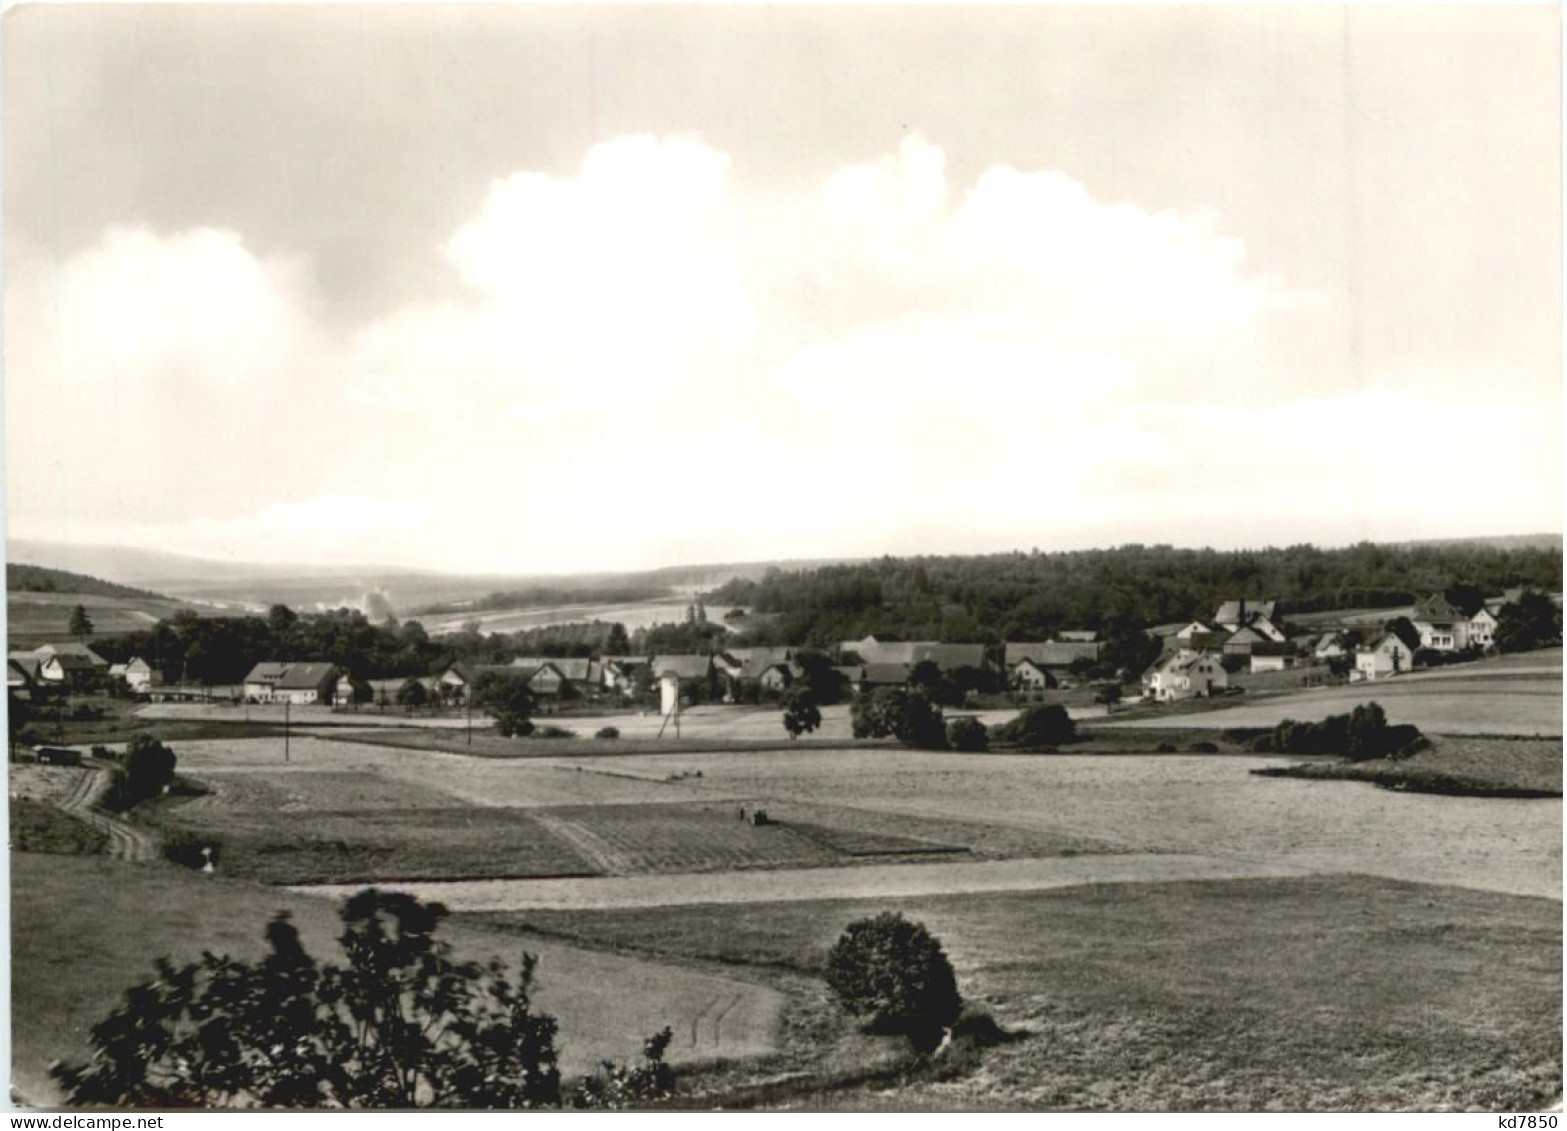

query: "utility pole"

left=284, top=698, right=290, bottom=763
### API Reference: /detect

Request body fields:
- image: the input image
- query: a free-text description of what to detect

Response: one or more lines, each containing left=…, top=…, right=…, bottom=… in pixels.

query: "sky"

left=4, top=4, right=1561, bottom=575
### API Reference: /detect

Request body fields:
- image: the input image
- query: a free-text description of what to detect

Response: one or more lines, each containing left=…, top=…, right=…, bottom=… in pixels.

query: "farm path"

left=530, top=810, right=637, bottom=875
left=290, top=852, right=1322, bottom=912
left=54, top=767, right=158, bottom=863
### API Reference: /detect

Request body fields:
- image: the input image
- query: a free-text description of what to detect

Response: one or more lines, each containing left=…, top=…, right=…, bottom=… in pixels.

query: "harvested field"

left=1102, top=672, right=1562, bottom=736
left=154, top=805, right=601, bottom=885
left=10, top=853, right=784, bottom=1106
left=482, top=875, right=1561, bottom=1111
left=1254, top=736, right=1562, bottom=797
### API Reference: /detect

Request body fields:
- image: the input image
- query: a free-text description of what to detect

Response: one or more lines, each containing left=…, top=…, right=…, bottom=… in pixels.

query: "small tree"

left=825, top=912, right=962, bottom=1051
left=105, top=735, right=177, bottom=810
left=68, top=604, right=94, bottom=641
left=781, top=686, right=821, bottom=739
left=470, top=671, right=535, bottom=738
left=850, top=688, right=946, bottom=749
left=1093, top=682, right=1123, bottom=712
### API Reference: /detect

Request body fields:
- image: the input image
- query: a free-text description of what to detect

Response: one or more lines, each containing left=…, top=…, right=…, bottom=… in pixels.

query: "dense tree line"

left=705, top=542, right=1562, bottom=647
left=414, top=585, right=670, bottom=617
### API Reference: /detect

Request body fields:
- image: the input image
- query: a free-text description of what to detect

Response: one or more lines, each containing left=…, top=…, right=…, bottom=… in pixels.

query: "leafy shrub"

left=90, top=745, right=113, bottom=760
left=534, top=725, right=575, bottom=739
left=825, top=912, right=962, bottom=1051
left=1187, top=741, right=1218, bottom=753
left=850, top=688, right=947, bottom=749
left=1248, top=734, right=1275, bottom=753
left=569, top=1028, right=676, bottom=1109
left=992, top=703, right=1075, bottom=749
left=1260, top=703, right=1424, bottom=762
left=1154, top=742, right=1177, bottom=753
left=52, top=890, right=675, bottom=1109
left=162, top=830, right=222, bottom=870
left=595, top=726, right=620, bottom=740
left=945, top=717, right=989, bottom=752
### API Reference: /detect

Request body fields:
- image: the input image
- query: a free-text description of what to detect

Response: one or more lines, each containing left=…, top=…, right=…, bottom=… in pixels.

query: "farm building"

left=242, top=662, right=341, bottom=705
left=32, top=643, right=111, bottom=675
left=1005, top=640, right=1102, bottom=670
left=1313, top=633, right=1349, bottom=660
left=1009, top=656, right=1057, bottom=691
left=839, top=639, right=987, bottom=672
left=1248, top=644, right=1298, bottom=674
left=1212, top=600, right=1283, bottom=639
left=653, top=655, right=715, bottom=694
left=1142, top=650, right=1227, bottom=702
left=1354, top=634, right=1415, bottom=681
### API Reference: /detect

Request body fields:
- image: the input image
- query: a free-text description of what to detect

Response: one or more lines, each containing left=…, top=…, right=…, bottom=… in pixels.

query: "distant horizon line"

left=8, top=531, right=1562, bottom=585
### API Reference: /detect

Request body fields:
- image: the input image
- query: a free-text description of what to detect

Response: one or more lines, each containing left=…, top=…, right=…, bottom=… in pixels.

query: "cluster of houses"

left=10, top=588, right=1523, bottom=715
left=231, top=634, right=1111, bottom=710
left=1140, top=591, right=1511, bottom=702
left=7, top=643, right=156, bottom=697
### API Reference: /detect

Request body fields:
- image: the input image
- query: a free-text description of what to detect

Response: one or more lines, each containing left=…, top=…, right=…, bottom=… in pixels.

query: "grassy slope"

left=10, top=853, right=784, bottom=1106
left=477, top=876, right=1562, bottom=1112
left=8, top=798, right=109, bottom=856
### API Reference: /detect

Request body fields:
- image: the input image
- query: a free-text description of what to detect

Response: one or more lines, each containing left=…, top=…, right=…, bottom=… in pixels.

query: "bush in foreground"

left=52, top=890, right=674, bottom=1109
left=595, top=726, right=620, bottom=740
left=103, top=735, right=177, bottom=811
left=825, top=912, right=962, bottom=1051
left=992, top=703, right=1075, bottom=749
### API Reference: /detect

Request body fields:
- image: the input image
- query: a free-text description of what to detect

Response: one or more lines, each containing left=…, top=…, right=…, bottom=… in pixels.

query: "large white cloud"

left=14, top=132, right=1533, bottom=573
left=345, top=133, right=754, bottom=417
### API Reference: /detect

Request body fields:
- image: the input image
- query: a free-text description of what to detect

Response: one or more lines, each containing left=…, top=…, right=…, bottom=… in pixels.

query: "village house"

left=34, top=643, right=112, bottom=676
left=1467, top=605, right=1500, bottom=650
left=1009, top=656, right=1057, bottom=692
left=1314, top=633, right=1350, bottom=660
left=242, top=661, right=341, bottom=705
left=600, top=656, right=648, bottom=695
left=107, top=657, right=156, bottom=694
left=1142, top=650, right=1228, bottom=702
left=1354, top=633, right=1415, bottom=681
left=1410, top=594, right=1470, bottom=652
left=1213, top=600, right=1287, bottom=643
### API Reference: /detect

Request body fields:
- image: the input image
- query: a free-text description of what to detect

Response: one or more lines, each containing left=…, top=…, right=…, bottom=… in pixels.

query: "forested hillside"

left=7, top=563, right=168, bottom=601
left=705, top=542, right=1563, bottom=647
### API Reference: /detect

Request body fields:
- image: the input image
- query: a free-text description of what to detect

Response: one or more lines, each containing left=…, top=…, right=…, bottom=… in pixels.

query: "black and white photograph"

left=3, top=2, right=1562, bottom=1114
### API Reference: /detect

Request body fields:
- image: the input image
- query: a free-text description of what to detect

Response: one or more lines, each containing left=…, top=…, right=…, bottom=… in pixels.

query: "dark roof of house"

left=907, top=643, right=987, bottom=670
left=724, top=647, right=793, bottom=666
left=653, top=655, right=713, bottom=680
left=858, top=662, right=911, bottom=685
left=34, top=643, right=109, bottom=665
left=243, top=661, right=339, bottom=690
left=1214, top=600, right=1277, bottom=626
left=1005, top=641, right=1101, bottom=667
left=1412, top=594, right=1465, bottom=623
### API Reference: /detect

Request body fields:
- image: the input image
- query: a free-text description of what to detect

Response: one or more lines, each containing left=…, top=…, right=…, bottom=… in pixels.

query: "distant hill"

left=8, top=563, right=170, bottom=601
